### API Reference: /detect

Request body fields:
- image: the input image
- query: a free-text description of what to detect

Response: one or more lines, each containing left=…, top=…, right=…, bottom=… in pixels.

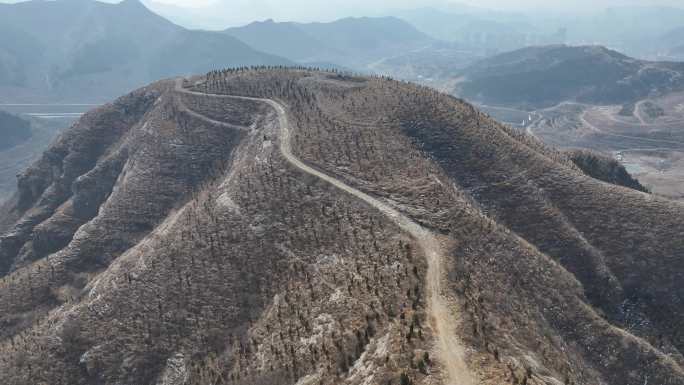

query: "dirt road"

left=634, top=100, right=648, bottom=125
left=175, top=78, right=474, bottom=385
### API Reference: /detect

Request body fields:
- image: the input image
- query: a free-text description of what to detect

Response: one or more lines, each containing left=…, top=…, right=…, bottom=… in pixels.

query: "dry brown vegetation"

left=0, top=67, right=682, bottom=385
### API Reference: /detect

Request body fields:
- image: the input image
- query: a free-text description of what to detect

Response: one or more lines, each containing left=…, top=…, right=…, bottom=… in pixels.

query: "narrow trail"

left=174, top=78, right=473, bottom=385
left=174, top=85, right=250, bottom=131
left=525, top=112, right=544, bottom=139
left=634, top=100, right=648, bottom=125
left=180, top=104, right=248, bottom=131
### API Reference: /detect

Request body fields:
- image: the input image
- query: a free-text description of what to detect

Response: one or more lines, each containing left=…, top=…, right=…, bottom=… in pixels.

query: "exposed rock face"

left=0, top=69, right=682, bottom=385
left=1, top=85, right=161, bottom=275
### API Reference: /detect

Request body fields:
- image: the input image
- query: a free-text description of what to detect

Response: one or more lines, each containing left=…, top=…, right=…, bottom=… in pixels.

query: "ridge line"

left=174, top=77, right=473, bottom=385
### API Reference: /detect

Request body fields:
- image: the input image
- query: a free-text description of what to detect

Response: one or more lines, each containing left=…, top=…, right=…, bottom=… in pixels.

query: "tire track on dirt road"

left=175, top=77, right=474, bottom=385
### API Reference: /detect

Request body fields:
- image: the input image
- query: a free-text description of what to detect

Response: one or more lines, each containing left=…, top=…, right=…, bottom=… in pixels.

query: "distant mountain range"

left=145, top=1, right=684, bottom=63
left=0, top=0, right=456, bottom=102
left=225, top=17, right=435, bottom=69
left=223, top=15, right=496, bottom=84
left=392, top=7, right=555, bottom=52
left=394, top=6, right=684, bottom=61
left=1, top=0, right=683, bottom=110
left=0, top=0, right=292, bottom=102
left=568, top=7, right=684, bottom=58
left=454, top=45, right=684, bottom=108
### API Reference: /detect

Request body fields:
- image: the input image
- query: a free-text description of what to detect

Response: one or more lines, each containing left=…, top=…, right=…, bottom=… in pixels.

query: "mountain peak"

left=118, top=0, right=154, bottom=13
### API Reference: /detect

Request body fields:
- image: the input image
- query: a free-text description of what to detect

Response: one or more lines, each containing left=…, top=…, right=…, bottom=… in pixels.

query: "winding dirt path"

left=580, top=110, right=684, bottom=148
left=634, top=100, right=648, bottom=125
left=174, top=78, right=473, bottom=385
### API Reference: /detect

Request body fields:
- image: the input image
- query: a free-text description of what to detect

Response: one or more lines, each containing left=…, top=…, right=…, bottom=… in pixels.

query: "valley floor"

left=495, top=94, right=684, bottom=200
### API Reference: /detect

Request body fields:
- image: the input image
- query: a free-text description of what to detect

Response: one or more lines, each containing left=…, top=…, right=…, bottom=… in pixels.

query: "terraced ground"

left=525, top=92, right=684, bottom=199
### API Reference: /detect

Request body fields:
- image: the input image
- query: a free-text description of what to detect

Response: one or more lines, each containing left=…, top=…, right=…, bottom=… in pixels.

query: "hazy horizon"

left=2, top=0, right=684, bottom=29
left=151, top=0, right=684, bottom=29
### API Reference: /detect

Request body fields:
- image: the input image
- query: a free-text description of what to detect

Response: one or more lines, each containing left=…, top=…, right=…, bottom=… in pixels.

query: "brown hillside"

left=0, top=68, right=682, bottom=385
left=567, top=149, right=648, bottom=193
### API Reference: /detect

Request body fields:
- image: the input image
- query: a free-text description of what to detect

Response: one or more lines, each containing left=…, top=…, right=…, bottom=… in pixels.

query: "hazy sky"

left=148, top=0, right=684, bottom=12
left=1, top=0, right=683, bottom=28
left=142, top=0, right=684, bottom=28
left=2, top=0, right=682, bottom=11
left=150, top=0, right=684, bottom=9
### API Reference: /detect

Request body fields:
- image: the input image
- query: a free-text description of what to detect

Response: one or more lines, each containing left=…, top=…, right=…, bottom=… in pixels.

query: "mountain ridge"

left=225, top=16, right=435, bottom=70
left=0, top=68, right=682, bottom=384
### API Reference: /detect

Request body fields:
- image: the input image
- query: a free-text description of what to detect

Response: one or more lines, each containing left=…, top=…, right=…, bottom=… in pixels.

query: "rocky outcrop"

left=0, top=85, right=159, bottom=274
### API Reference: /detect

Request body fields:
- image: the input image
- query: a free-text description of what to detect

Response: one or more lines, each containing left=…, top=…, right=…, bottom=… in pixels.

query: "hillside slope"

left=455, top=45, right=684, bottom=108
left=0, top=68, right=683, bottom=385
